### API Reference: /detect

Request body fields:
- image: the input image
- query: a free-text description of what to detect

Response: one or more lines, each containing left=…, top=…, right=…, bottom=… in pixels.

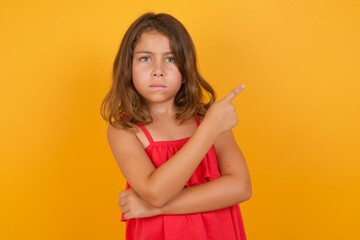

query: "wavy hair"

left=101, top=12, right=216, bottom=130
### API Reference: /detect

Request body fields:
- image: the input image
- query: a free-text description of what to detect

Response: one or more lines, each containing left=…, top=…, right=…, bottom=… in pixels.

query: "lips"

left=150, top=83, right=166, bottom=89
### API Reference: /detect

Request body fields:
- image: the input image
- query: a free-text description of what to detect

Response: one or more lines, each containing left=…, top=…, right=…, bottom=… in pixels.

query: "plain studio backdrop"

left=1, top=0, right=359, bottom=239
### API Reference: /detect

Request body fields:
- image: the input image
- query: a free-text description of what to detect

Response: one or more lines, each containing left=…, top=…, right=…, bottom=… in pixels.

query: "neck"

left=149, top=102, right=177, bottom=121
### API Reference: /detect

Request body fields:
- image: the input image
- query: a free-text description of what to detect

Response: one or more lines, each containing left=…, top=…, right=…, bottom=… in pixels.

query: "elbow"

left=147, top=197, right=167, bottom=208
left=140, top=176, right=175, bottom=208
left=236, top=182, right=252, bottom=203
left=144, top=188, right=169, bottom=208
left=149, top=201, right=167, bottom=209
left=242, top=186, right=252, bottom=202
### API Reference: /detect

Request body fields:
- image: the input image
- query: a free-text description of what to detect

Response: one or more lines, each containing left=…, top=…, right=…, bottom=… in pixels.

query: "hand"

left=203, top=85, right=245, bottom=135
left=118, top=189, right=161, bottom=219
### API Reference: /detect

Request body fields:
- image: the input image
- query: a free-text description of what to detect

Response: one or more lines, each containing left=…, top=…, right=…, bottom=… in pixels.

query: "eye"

left=139, top=56, right=151, bottom=62
left=166, top=57, right=175, bottom=63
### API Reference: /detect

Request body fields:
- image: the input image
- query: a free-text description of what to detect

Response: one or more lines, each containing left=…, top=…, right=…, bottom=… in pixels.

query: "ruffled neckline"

left=144, top=136, right=191, bottom=150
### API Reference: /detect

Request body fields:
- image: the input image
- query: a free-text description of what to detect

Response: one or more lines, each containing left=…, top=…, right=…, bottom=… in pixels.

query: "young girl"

left=101, top=12, right=251, bottom=240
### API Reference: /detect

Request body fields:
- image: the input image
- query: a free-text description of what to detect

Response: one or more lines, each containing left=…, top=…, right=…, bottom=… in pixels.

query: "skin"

left=107, top=31, right=252, bottom=219
left=132, top=31, right=183, bottom=108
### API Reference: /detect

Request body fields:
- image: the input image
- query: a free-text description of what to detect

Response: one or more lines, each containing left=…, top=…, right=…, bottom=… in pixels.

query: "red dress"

left=122, top=119, right=247, bottom=240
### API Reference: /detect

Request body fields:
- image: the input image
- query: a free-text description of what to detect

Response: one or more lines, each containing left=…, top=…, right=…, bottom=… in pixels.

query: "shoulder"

left=107, top=123, right=130, bottom=137
left=107, top=124, right=149, bottom=149
left=107, top=124, right=137, bottom=145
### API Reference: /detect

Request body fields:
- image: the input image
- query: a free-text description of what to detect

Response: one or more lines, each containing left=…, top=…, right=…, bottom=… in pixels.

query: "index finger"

left=223, top=84, right=245, bottom=102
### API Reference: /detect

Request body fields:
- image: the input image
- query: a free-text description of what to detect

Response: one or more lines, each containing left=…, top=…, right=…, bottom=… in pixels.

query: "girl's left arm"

left=119, top=130, right=252, bottom=218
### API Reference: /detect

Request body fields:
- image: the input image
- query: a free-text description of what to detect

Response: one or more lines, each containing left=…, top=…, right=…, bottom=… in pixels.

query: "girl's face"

left=132, top=31, right=183, bottom=107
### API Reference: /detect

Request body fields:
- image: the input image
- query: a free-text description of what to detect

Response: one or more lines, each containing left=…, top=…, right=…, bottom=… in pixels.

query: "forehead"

left=134, top=31, right=171, bottom=51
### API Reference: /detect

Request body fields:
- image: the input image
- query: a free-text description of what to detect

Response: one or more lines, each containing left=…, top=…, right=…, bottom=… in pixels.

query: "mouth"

left=150, top=84, right=167, bottom=89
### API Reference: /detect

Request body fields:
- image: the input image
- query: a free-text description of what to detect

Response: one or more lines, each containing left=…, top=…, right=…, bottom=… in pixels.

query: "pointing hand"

left=203, top=85, right=245, bottom=135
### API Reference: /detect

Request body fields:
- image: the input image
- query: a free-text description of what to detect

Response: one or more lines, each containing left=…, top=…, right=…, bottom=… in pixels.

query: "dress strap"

left=195, top=117, right=201, bottom=126
left=137, top=125, right=154, bottom=144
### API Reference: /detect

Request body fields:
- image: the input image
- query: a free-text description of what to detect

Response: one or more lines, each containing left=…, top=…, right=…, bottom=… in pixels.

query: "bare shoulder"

left=107, top=124, right=132, bottom=139
left=107, top=124, right=149, bottom=147
left=106, top=124, right=140, bottom=151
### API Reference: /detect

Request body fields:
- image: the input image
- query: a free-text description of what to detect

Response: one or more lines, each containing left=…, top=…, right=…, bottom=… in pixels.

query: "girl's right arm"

left=118, top=130, right=251, bottom=219
left=107, top=86, right=244, bottom=208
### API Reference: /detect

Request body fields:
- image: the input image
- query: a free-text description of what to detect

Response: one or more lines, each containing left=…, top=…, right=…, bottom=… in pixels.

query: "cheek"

left=132, top=64, right=146, bottom=84
left=132, top=64, right=140, bottom=78
left=174, top=70, right=183, bottom=83
left=132, top=79, right=144, bottom=97
left=166, top=65, right=182, bottom=78
left=131, top=66, right=142, bottom=90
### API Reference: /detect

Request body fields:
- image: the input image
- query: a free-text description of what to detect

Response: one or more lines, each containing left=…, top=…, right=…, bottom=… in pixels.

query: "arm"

left=161, top=130, right=252, bottom=214
left=108, top=86, right=245, bottom=208
left=108, top=121, right=217, bottom=208
left=119, top=130, right=252, bottom=219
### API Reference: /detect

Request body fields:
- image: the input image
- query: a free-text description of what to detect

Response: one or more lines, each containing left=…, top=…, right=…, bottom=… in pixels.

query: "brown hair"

left=101, top=12, right=216, bottom=130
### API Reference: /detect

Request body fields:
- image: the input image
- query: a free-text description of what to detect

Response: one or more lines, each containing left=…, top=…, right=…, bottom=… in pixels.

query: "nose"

left=152, top=61, right=165, bottom=77
left=153, top=71, right=164, bottom=77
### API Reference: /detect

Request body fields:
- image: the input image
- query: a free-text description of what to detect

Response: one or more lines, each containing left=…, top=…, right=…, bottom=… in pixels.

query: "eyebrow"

left=134, top=50, right=173, bottom=55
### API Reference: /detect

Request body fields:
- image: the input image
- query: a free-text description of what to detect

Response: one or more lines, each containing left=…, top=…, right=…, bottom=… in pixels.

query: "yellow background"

left=1, top=0, right=359, bottom=239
